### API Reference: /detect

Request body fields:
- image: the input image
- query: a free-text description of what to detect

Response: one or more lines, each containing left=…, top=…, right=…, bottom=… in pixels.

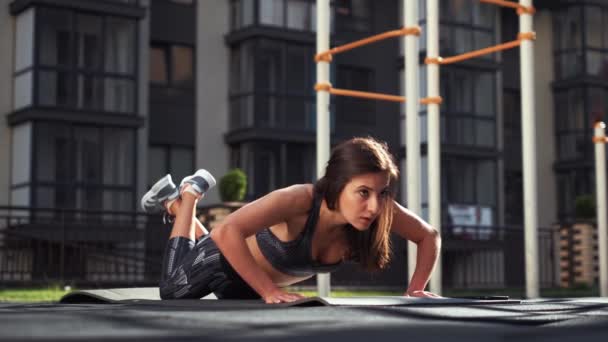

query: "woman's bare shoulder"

left=275, top=184, right=315, bottom=213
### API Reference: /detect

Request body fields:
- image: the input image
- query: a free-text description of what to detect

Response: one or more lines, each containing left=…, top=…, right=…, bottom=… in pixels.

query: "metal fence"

left=0, top=206, right=559, bottom=289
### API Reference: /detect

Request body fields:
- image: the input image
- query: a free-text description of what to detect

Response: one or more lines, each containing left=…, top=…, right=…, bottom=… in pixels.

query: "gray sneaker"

left=180, top=169, right=216, bottom=196
left=141, top=174, right=179, bottom=213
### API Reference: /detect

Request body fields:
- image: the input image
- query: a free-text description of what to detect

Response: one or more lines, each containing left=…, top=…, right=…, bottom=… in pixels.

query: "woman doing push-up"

left=141, top=136, right=441, bottom=304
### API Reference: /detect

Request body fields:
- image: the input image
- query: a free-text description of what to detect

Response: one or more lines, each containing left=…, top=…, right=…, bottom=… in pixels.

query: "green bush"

left=219, top=168, right=247, bottom=202
left=575, top=194, right=595, bottom=219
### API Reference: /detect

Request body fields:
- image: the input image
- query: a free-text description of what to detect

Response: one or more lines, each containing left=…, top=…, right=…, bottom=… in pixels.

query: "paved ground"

left=1, top=297, right=608, bottom=341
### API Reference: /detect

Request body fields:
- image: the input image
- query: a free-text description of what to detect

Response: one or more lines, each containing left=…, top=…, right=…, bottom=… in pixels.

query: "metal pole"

left=427, top=0, right=442, bottom=295
left=316, top=0, right=331, bottom=298
left=404, top=0, right=421, bottom=282
left=594, top=122, right=608, bottom=297
left=519, top=0, right=539, bottom=298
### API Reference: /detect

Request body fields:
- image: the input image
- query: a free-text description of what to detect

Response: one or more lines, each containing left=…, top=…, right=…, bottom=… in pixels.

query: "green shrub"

left=575, top=194, right=595, bottom=219
left=219, top=168, right=247, bottom=202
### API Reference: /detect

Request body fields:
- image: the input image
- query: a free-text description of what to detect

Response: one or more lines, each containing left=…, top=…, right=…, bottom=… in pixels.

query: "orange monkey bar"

left=479, top=0, right=535, bottom=15
left=315, top=26, right=421, bottom=62
left=314, top=83, right=443, bottom=105
left=425, top=32, right=536, bottom=65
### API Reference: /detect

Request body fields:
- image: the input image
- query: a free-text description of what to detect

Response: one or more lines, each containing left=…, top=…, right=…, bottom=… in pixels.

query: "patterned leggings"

left=159, top=235, right=260, bottom=300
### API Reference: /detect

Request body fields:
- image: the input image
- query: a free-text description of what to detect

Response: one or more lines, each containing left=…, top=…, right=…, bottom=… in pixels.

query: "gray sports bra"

left=255, top=192, right=343, bottom=277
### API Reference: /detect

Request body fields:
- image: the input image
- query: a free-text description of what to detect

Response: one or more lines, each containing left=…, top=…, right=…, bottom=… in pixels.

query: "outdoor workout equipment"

left=315, top=0, right=540, bottom=298
left=593, top=122, right=608, bottom=297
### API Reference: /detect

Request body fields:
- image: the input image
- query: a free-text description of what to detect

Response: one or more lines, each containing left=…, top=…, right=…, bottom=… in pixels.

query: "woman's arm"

left=210, top=184, right=311, bottom=303
left=390, top=200, right=442, bottom=297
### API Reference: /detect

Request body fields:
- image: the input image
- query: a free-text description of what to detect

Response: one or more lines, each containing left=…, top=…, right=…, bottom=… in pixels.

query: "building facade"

left=1, top=0, right=603, bottom=288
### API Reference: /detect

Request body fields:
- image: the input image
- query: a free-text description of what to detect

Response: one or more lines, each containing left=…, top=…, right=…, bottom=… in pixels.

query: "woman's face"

left=338, top=172, right=391, bottom=230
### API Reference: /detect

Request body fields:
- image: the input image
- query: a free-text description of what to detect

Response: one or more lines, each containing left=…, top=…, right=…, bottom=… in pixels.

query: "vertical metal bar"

left=519, top=0, right=539, bottom=298
left=316, top=0, right=331, bottom=298
left=405, top=0, right=421, bottom=285
left=427, top=0, right=442, bottom=295
left=594, top=122, right=608, bottom=296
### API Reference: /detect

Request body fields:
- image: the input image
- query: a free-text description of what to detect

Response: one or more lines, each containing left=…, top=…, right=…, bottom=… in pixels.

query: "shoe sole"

left=181, top=169, right=216, bottom=195
left=141, top=175, right=175, bottom=212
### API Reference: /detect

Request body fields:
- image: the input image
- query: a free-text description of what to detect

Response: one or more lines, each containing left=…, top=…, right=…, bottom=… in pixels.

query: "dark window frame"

left=28, top=121, right=137, bottom=211
left=14, top=5, right=140, bottom=115
left=149, top=42, right=195, bottom=90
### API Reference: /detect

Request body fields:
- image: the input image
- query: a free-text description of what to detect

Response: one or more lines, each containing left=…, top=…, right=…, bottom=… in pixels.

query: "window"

left=149, top=44, right=194, bottom=88
left=33, top=122, right=136, bottom=211
left=554, top=87, right=590, bottom=161
left=436, top=0, right=495, bottom=57
left=229, top=39, right=318, bottom=131
left=19, top=7, right=138, bottom=113
left=334, top=0, right=371, bottom=32
left=441, top=68, right=496, bottom=147
left=230, top=0, right=334, bottom=33
left=443, top=158, right=497, bottom=224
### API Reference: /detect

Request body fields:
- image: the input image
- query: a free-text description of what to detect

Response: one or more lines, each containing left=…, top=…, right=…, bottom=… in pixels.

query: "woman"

left=141, top=137, right=441, bottom=304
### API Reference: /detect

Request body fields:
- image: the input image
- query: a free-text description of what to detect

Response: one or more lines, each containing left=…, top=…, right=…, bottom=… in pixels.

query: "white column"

left=404, top=0, right=421, bottom=282
left=316, top=0, right=331, bottom=298
left=594, top=122, right=608, bottom=297
left=426, top=0, right=442, bottom=295
left=519, top=0, right=539, bottom=298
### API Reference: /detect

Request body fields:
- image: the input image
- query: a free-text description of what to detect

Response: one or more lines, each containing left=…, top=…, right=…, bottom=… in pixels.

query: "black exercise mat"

left=59, top=287, right=520, bottom=306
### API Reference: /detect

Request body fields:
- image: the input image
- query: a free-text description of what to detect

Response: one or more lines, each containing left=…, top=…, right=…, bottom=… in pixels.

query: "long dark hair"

left=314, top=137, right=399, bottom=271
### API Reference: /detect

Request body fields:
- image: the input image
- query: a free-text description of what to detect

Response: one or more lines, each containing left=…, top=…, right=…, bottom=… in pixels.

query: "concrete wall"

left=535, top=11, right=557, bottom=228
left=136, top=0, right=151, bottom=206
left=195, top=0, right=230, bottom=205
left=0, top=7, right=14, bottom=205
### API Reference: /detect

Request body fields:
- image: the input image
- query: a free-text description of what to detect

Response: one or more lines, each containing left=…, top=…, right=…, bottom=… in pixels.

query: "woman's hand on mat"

left=263, top=289, right=306, bottom=304
left=405, top=290, right=443, bottom=298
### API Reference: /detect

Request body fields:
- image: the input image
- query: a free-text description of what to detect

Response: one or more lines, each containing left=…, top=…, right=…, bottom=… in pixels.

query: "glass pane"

left=103, top=190, right=134, bottom=212
left=585, top=50, right=608, bottom=79
left=35, top=123, right=70, bottom=183
left=561, top=7, right=582, bottom=50
left=286, top=45, right=308, bottom=93
left=256, top=40, right=283, bottom=91
left=38, top=8, right=72, bottom=66
left=103, top=128, right=134, bottom=186
left=451, top=73, right=473, bottom=113
left=38, top=71, right=73, bottom=107
left=73, top=127, right=102, bottom=185
left=242, top=0, right=254, bottom=27
left=15, top=8, right=34, bottom=72
left=232, top=0, right=242, bottom=29
left=287, top=0, right=309, bottom=30
left=170, top=147, right=194, bottom=182
left=451, top=0, right=471, bottom=23
left=447, top=160, right=475, bottom=203
left=150, top=47, right=168, bottom=84
left=585, top=6, right=602, bottom=48
left=105, top=17, right=136, bottom=74
left=148, top=147, right=167, bottom=188
left=104, top=78, right=134, bottom=113
left=568, top=88, right=585, bottom=130
left=475, top=72, right=494, bottom=116
left=559, top=52, right=584, bottom=79
left=77, top=75, right=104, bottom=110
left=172, top=46, right=194, bottom=87
left=477, top=161, right=496, bottom=206
left=453, top=27, right=473, bottom=55
left=260, top=0, right=284, bottom=26
left=473, top=1, right=494, bottom=28
left=588, top=87, right=607, bottom=123
left=11, top=123, right=32, bottom=186
left=240, top=42, right=255, bottom=92
left=476, top=120, right=495, bottom=147
left=473, top=31, right=493, bottom=54
left=14, top=71, right=33, bottom=110
left=76, top=14, right=103, bottom=70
